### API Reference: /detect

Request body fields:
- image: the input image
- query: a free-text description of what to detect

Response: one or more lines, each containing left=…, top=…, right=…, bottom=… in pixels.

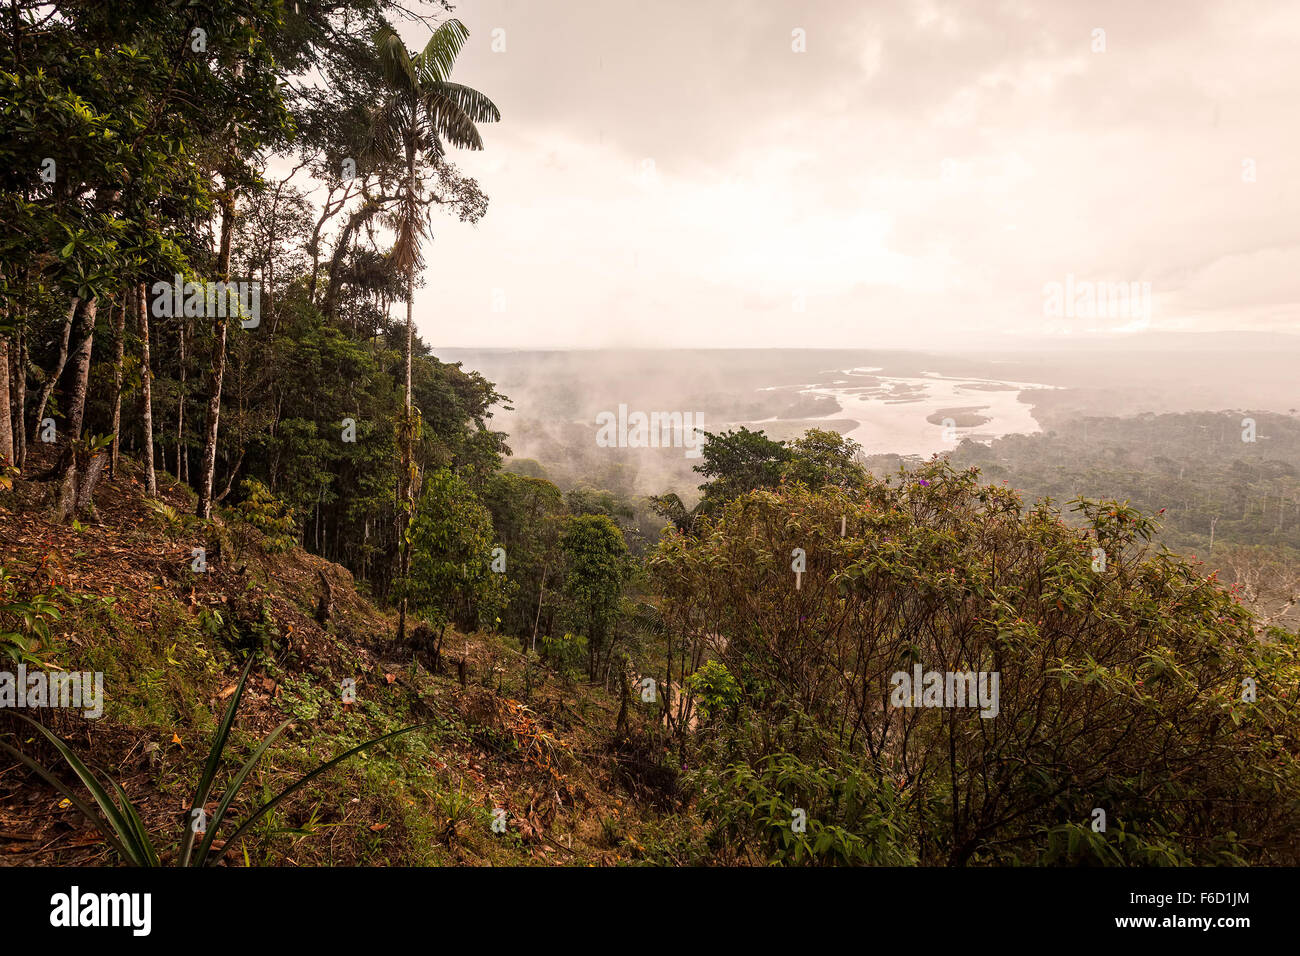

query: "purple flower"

left=918, top=479, right=930, bottom=487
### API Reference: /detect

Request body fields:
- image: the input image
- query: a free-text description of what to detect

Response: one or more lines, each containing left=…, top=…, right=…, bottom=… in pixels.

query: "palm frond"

left=413, top=18, right=471, bottom=85
left=429, top=82, right=501, bottom=125
left=192, top=718, right=293, bottom=866
left=362, top=97, right=406, bottom=166
left=420, top=94, right=478, bottom=153
left=373, top=25, right=420, bottom=96
left=0, top=714, right=150, bottom=865
left=205, top=723, right=428, bottom=865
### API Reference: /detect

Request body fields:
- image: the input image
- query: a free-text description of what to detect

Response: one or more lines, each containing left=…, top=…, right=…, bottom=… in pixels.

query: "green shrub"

left=539, top=632, right=587, bottom=680
left=685, top=659, right=741, bottom=721
left=653, top=460, right=1300, bottom=865
left=692, top=742, right=914, bottom=866
left=0, top=566, right=74, bottom=665
left=408, top=468, right=513, bottom=632
left=235, top=479, right=296, bottom=553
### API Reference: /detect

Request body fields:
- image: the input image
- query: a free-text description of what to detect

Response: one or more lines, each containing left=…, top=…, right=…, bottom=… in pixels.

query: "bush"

left=559, top=514, right=628, bottom=680
left=539, top=632, right=587, bottom=680
left=235, top=479, right=296, bottom=553
left=652, top=461, right=1300, bottom=865
left=691, top=728, right=915, bottom=866
left=408, top=468, right=513, bottom=632
left=0, top=566, right=71, bottom=665
left=685, top=659, right=741, bottom=721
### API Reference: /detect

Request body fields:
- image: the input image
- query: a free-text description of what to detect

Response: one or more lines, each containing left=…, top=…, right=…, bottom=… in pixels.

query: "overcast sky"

left=390, top=0, right=1300, bottom=349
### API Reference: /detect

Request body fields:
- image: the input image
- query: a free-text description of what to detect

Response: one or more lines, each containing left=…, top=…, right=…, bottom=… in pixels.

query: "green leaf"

left=206, top=722, right=429, bottom=865
left=179, top=654, right=257, bottom=867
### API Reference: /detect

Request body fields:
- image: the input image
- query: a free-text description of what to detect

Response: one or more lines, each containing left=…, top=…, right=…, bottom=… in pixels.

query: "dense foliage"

left=651, top=462, right=1300, bottom=865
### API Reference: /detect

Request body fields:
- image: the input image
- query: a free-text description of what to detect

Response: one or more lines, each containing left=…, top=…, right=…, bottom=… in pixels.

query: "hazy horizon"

left=439, top=329, right=1300, bottom=352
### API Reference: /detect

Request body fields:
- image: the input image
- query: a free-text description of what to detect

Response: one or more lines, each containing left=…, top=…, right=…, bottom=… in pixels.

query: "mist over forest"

left=444, top=342, right=1300, bottom=493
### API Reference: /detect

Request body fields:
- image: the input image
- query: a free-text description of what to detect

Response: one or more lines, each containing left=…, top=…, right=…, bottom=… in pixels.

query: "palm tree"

left=366, top=20, right=499, bottom=640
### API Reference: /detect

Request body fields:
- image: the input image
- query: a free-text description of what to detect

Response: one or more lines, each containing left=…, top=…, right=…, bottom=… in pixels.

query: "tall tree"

left=560, top=514, right=629, bottom=681
left=29, top=298, right=77, bottom=446
left=367, top=19, right=499, bottom=639
left=108, top=302, right=126, bottom=477
left=135, top=283, right=156, bottom=497
left=10, top=320, right=26, bottom=471
left=0, top=273, right=12, bottom=466
left=197, top=191, right=236, bottom=519
left=0, top=332, right=11, bottom=467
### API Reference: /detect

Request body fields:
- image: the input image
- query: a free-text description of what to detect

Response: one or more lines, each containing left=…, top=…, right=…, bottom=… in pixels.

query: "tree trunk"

left=405, top=245, right=414, bottom=410
left=196, top=312, right=228, bottom=518
left=52, top=290, right=102, bottom=526
left=396, top=263, right=414, bottom=642
left=63, top=296, right=97, bottom=442
left=530, top=566, right=547, bottom=653
left=322, top=199, right=378, bottom=319
left=55, top=458, right=78, bottom=523
left=76, top=449, right=107, bottom=513
left=616, top=664, right=631, bottom=738
left=395, top=144, right=417, bottom=643
left=137, top=283, right=157, bottom=496
left=108, top=301, right=127, bottom=477
left=197, top=192, right=235, bottom=520
left=12, top=324, right=26, bottom=471
left=29, top=296, right=77, bottom=443
left=55, top=440, right=107, bottom=525
left=663, top=621, right=674, bottom=734
left=175, top=317, right=186, bottom=482
left=0, top=335, right=12, bottom=466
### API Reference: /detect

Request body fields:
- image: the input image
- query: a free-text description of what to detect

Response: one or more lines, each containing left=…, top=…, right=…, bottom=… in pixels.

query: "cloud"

left=397, top=0, right=1300, bottom=348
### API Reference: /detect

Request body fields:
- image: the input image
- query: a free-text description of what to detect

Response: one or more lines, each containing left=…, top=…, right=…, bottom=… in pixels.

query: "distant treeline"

left=865, top=410, right=1300, bottom=555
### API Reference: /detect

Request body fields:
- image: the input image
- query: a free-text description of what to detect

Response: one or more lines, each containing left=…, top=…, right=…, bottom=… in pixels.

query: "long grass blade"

left=12, top=713, right=150, bottom=863
left=0, top=726, right=141, bottom=864
left=0, top=738, right=134, bottom=861
left=107, top=776, right=160, bottom=867
left=207, top=723, right=427, bottom=865
left=193, top=718, right=292, bottom=866
left=179, top=655, right=257, bottom=867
